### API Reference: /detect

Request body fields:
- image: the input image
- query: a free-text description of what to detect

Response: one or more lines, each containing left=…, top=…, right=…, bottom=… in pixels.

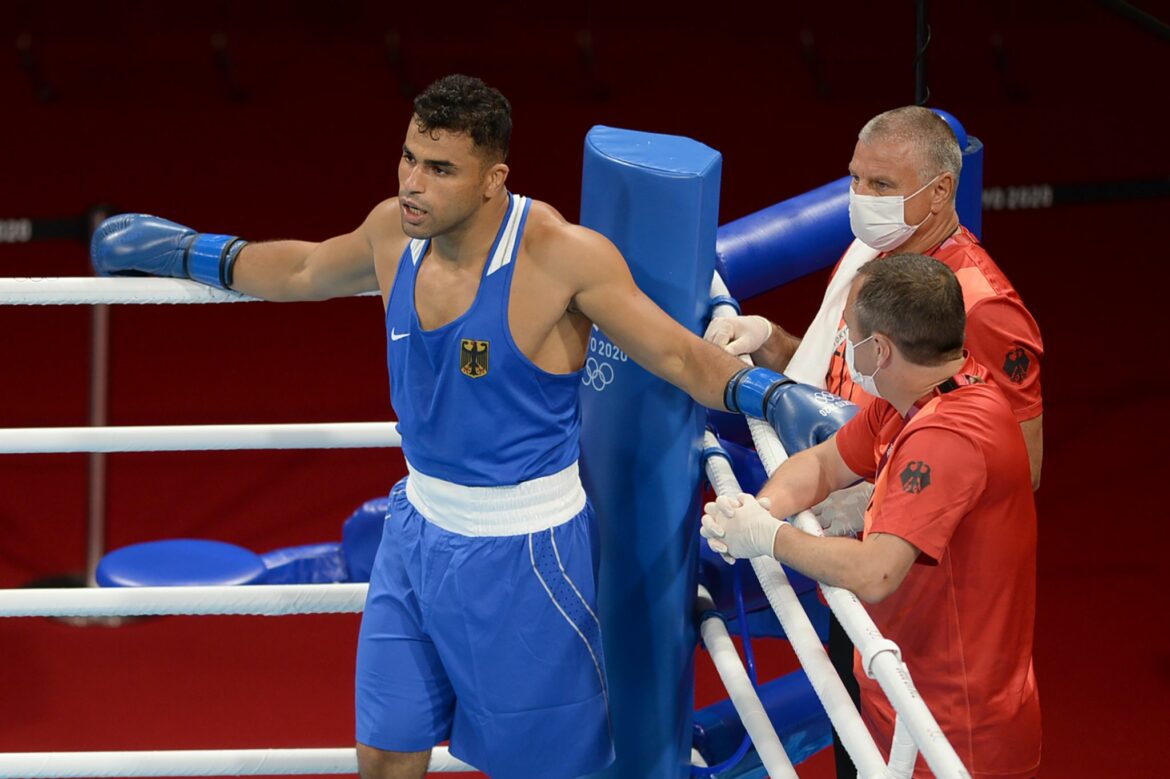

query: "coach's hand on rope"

left=704, top=314, right=772, bottom=357
left=91, top=214, right=247, bottom=291
left=701, top=493, right=783, bottom=564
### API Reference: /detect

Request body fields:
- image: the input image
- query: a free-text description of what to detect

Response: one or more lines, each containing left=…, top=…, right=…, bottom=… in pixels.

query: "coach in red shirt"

left=702, top=254, right=1040, bottom=779
left=708, top=107, right=1043, bottom=778
left=708, top=106, right=1043, bottom=489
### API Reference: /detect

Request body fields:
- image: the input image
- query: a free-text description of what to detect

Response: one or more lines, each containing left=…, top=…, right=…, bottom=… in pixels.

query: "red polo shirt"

left=834, top=356, right=1041, bottom=778
left=825, top=228, right=1044, bottom=423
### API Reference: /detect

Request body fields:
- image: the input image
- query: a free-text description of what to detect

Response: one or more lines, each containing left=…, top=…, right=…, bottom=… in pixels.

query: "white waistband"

left=404, top=461, right=587, bottom=537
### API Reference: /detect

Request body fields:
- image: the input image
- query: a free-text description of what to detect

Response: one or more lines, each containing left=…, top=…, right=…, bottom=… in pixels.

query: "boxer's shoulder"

left=364, top=198, right=411, bottom=251
left=362, top=198, right=412, bottom=299
left=519, top=200, right=620, bottom=274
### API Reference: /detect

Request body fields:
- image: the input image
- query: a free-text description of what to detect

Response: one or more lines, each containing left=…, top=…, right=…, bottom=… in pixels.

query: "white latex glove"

left=701, top=493, right=781, bottom=563
left=810, top=482, right=873, bottom=537
left=703, top=315, right=773, bottom=357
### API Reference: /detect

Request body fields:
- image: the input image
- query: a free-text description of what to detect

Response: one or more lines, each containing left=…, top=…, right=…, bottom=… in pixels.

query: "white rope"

left=708, top=273, right=971, bottom=778
left=888, top=715, right=919, bottom=778
left=695, top=585, right=797, bottom=779
left=0, top=277, right=256, bottom=305
left=0, top=422, right=400, bottom=454
left=702, top=431, right=888, bottom=777
left=0, top=277, right=380, bottom=306
left=0, top=584, right=368, bottom=618
left=0, top=746, right=474, bottom=776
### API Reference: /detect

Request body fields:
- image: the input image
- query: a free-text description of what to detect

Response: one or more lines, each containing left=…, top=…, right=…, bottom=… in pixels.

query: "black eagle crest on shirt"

left=1003, top=347, right=1031, bottom=384
left=900, top=461, right=932, bottom=494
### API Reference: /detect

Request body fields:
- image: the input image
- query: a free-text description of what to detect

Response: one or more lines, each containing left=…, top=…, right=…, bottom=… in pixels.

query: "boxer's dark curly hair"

left=413, top=75, right=511, bottom=163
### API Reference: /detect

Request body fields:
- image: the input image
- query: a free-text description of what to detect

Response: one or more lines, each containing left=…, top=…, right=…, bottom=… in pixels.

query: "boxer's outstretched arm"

left=91, top=203, right=389, bottom=302
left=232, top=229, right=378, bottom=302
left=231, top=201, right=392, bottom=302
left=562, top=225, right=746, bottom=410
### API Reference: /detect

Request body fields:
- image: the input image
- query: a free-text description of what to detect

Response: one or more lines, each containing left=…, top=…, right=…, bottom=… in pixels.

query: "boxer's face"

left=398, top=117, right=507, bottom=239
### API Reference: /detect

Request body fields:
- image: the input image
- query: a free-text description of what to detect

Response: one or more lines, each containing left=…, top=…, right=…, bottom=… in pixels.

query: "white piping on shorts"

left=405, top=460, right=586, bottom=537
left=529, top=529, right=608, bottom=704
left=551, top=531, right=602, bottom=631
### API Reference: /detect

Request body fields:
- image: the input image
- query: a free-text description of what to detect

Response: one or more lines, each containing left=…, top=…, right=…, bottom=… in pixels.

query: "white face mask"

left=848, top=174, right=940, bottom=252
left=844, top=331, right=882, bottom=398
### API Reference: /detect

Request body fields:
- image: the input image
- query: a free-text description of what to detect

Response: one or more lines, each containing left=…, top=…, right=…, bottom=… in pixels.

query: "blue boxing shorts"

left=355, top=463, right=614, bottom=779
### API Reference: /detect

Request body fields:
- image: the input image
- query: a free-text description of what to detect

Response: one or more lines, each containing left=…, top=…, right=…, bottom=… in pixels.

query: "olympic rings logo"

left=813, top=390, right=851, bottom=417
left=582, top=357, right=615, bottom=391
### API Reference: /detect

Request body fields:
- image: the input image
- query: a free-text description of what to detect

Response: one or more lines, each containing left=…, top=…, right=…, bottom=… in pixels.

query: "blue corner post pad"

left=579, top=126, right=721, bottom=779
left=715, top=176, right=852, bottom=300
left=932, top=109, right=984, bottom=239
left=581, top=126, right=723, bottom=329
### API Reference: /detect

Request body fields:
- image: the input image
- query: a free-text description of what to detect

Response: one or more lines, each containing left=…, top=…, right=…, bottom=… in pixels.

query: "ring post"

left=932, top=109, right=985, bottom=238
left=579, top=126, right=722, bottom=779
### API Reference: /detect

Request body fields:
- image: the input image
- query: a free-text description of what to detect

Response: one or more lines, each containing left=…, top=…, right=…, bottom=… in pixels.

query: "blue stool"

left=96, top=539, right=268, bottom=587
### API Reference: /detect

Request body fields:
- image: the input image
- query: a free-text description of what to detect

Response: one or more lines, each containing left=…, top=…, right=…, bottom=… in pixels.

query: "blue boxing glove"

left=725, top=366, right=858, bottom=454
left=91, top=214, right=247, bottom=290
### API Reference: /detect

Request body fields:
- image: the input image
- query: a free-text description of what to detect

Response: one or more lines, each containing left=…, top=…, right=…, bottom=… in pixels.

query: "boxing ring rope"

left=0, top=583, right=482, bottom=776
left=0, top=583, right=368, bottom=618
left=0, top=580, right=479, bottom=771
left=701, top=429, right=888, bottom=778
left=0, top=276, right=380, bottom=305
left=708, top=275, right=971, bottom=778
left=695, top=582, right=798, bottom=778
left=0, top=747, right=473, bottom=777
left=0, top=276, right=381, bottom=580
left=0, top=422, right=400, bottom=454
left=0, top=581, right=472, bottom=777
left=0, top=277, right=420, bottom=776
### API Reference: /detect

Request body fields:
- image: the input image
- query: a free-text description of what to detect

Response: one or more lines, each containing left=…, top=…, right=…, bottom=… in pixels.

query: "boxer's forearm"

left=233, top=232, right=379, bottom=302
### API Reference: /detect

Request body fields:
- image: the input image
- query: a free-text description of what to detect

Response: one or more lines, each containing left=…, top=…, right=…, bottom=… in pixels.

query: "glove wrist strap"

left=727, top=366, right=794, bottom=419
left=186, top=233, right=248, bottom=290
left=723, top=368, right=752, bottom=413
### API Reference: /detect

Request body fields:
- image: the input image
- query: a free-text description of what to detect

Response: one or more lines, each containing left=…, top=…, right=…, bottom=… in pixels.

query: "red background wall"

left=1, top=2, right=1166, bottom=776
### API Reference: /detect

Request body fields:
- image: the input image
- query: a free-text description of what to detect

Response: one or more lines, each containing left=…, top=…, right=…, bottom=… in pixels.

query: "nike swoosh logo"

left=390, top=329, right=410, bottom=341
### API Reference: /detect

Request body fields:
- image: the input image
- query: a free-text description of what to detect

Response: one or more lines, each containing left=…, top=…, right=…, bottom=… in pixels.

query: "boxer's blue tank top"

left=385, top=194, right=583, bottom=487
